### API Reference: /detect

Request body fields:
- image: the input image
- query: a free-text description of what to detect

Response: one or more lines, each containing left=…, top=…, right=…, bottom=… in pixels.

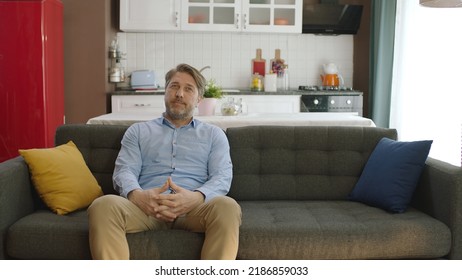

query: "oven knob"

left=346, top=99, right=352, bottom=105
left=313, top=99, right=319, bottom=105
left=330, top=99, right=335, bottom=105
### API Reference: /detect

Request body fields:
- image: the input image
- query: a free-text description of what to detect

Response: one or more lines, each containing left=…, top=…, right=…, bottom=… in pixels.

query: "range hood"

left=302, top=3, right=363, bottom=35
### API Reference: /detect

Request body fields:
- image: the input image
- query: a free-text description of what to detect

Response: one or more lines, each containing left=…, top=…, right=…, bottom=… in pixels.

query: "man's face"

left=164, top=72, right=202, bottom=120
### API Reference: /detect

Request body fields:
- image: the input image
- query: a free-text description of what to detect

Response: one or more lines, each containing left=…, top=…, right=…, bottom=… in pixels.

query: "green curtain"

left=369, top=0, right=397, bottom=128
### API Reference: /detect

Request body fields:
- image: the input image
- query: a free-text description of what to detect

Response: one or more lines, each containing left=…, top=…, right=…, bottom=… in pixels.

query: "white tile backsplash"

left=117, top=32, right=354, bottom=89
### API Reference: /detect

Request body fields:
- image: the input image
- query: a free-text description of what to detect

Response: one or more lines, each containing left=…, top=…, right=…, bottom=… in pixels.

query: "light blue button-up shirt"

left=113, top=116, right=233, bottom=202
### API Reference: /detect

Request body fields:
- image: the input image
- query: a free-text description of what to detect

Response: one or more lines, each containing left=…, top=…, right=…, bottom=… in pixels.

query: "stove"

left=298, top=85, right=355, bottom=92
left=297, top=85, right=363, bottom=116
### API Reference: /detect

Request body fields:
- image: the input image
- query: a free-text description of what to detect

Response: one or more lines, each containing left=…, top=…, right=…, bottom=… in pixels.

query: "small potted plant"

left=198, top=79, right=223, bottom=115
left=203, top=79, right=223, bottom=98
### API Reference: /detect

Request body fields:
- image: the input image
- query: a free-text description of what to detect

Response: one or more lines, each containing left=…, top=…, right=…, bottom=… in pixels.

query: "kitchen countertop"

left=87, top=112, right=375, bottom=129
left=111, top=88, right=363, bottom=96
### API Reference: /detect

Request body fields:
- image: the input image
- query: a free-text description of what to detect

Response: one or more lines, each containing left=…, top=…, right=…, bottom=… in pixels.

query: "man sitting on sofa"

left=87, top=63, right=242, bottom=260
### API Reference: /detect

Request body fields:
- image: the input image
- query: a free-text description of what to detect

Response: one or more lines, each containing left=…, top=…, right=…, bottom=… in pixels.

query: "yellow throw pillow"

left=19, top=141, right=103, bottom=215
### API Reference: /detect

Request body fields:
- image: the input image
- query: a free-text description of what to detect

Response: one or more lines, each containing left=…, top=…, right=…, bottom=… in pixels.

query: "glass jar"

left=221, top=97, right=241, bottom=116
left=283, top=64, right=289, bottom=90
left=250, top=73, right=263, bottom=92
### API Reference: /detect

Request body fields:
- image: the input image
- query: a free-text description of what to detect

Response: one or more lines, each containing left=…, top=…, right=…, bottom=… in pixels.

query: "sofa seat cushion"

left=6, top=210, right=204, bottom=260
left=127, top=230, right=204, bottom=260
left=7, top=201, right=451, bottom=260
left=7, top=210, right=92, bottom=259
left=237, top=201, right=451, bottom=259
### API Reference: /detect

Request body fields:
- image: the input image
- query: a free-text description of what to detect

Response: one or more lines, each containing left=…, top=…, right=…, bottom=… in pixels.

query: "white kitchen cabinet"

left=120, top=0, right=181, bottom=32
left=242, top=0, right=302, bottom=33
left=181, top=0, right=241, bottom=32
left=111, top=94, right=300, bottom=115
left=120, top=0, right=301, bottom=33
left=216, top=95, right=300, bottom=114
left=182, top=0, right=302, bottom=33
left=111, top=94, right=166, bottom=114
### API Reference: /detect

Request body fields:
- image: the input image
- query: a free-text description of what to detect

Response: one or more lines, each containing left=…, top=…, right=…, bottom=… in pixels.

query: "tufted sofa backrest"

left=226, top=126, right=397, bottom=201
left=55, top=124, right=397, bottom=201
left=55, top=124, right=128, bottom=195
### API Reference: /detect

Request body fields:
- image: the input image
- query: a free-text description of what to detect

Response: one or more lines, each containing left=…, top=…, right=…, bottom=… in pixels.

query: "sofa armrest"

left=412, top=157, right=462, bottom=259
left=0, top=156, right=35, bottom=259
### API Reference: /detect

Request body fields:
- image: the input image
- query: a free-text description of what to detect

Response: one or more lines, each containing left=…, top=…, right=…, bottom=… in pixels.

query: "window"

left=390, top=0, right=462, bottom=167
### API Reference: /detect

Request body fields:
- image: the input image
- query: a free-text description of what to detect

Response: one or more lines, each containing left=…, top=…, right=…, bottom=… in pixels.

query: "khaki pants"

left=87, top=194, right=242, bottom=260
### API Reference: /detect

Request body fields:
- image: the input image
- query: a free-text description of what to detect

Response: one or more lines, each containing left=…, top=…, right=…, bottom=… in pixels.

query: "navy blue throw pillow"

left=349, top=137, right=432, bottom=213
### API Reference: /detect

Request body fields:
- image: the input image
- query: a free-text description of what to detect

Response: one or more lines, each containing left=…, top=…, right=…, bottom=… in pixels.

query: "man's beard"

left=165, top=100, right=195, bottom=120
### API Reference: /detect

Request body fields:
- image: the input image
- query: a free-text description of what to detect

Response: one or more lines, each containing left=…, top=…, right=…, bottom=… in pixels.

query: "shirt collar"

left=161, top=114, right=197, bottom=128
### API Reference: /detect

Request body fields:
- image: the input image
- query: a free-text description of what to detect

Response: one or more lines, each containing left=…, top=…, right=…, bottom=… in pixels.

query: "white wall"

left=116, top=31, right=354, bottom=89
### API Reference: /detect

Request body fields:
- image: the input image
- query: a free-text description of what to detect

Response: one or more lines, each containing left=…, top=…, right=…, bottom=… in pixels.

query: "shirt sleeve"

left=113, top=124, right=143, bottom=198
left=195, top=126, right=233, bottom=202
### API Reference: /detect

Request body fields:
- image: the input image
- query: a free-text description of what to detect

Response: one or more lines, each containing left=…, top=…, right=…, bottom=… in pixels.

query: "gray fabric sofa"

left=1, top=124, right=461, bottom=259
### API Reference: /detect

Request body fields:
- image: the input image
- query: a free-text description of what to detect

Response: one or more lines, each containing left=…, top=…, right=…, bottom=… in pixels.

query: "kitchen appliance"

left=0, top=0, right=64, bottom=162
left=302, top=3, right=363, bottom=35
left=298, top=86, right=363, bottom=116
left=130, top=70, right=157, bottom=89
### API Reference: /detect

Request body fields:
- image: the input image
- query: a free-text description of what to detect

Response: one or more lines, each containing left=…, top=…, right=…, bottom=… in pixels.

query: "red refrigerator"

left=0, top=0, right=64, bottom=162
